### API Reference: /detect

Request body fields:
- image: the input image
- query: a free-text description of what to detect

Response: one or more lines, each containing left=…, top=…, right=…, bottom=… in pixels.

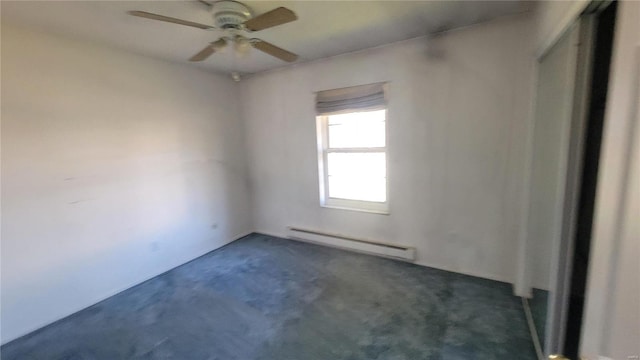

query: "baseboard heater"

left=287, top=227, right=416, bottom=262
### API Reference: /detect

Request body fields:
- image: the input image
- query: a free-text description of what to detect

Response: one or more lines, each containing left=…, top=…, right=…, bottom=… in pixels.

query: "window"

left=316, top=83, right=388, bottom=213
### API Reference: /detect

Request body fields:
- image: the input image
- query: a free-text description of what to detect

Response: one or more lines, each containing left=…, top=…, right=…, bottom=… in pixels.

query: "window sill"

left=320, top=204, right=390, bottom=215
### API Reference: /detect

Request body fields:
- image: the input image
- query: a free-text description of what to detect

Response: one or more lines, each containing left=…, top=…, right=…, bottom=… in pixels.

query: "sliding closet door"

left=527, top=18, right=594, bottom=356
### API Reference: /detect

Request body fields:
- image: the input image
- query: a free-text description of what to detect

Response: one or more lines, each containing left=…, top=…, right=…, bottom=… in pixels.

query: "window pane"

left=328, top=177, right=386, bottom=202
left=328, top=110, right=385, bottom=148
left=327, top=152, right=386, bottom=202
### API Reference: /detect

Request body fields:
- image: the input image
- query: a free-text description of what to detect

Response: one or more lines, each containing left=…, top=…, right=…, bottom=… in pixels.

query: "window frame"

left=316, top=108, right=390, bottom=214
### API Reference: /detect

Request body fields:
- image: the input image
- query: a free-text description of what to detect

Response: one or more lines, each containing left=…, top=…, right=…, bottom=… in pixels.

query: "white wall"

left=581, top=1, right=640, bottom=358
left=0, top=24, right=252, bottom=344
left=240, top=14, right=535, bottom=284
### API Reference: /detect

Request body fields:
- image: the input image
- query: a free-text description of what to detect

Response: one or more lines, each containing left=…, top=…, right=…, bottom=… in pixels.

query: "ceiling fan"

left=128, top=1, right=299, bottom=63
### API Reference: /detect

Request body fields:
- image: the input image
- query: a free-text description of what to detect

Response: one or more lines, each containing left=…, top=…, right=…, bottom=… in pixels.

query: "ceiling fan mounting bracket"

left=210, top=1, right=252, bottom=30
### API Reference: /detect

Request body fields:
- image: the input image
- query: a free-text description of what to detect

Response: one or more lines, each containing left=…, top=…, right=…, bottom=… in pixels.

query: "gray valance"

left=316, top=82, right=387, bottom=115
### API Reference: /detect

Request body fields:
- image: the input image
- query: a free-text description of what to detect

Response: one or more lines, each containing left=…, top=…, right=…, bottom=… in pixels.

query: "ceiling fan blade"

left=190, top=45, right=216, bottom=62
left=243, top=7, right=297, bottom=32
left=197, top=0, right=212, bottom=6
left=189, top=38, right=227, bottom=62
left=251, top=39, right=298, bottom=62
left=128, top=10, right=214, bottom=30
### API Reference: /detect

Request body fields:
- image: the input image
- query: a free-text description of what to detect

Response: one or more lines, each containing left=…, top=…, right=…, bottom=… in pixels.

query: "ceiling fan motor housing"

left=211, top=1, right=252, bottom=29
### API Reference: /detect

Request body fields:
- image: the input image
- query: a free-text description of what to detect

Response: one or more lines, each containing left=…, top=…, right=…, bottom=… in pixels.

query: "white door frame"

left=546, top=16, right=596, bottom=354
left=520, top=14, right=596, bottom=356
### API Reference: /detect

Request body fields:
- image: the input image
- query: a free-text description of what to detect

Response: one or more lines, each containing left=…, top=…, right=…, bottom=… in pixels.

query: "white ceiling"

left=1, top=1, right=532, bottom=75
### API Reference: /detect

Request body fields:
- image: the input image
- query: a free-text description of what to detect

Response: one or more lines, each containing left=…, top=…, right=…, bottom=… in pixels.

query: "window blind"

left=316, top=82, right=386, bottom=116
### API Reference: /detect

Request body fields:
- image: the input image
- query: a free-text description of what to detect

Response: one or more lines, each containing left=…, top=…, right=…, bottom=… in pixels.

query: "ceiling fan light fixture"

left=234, top=36, right=252, bottom=57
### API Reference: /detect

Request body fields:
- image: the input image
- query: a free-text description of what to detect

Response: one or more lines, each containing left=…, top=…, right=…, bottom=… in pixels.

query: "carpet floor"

left=1, top=233, right=537, bottom=359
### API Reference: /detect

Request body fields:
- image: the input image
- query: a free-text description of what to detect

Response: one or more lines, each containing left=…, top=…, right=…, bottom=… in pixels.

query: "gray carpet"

left=1, top=233, right=537, bottom=359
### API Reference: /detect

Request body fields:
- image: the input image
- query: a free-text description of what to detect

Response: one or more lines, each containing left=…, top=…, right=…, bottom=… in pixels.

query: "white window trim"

left=316, top=110, right=390, bottom=215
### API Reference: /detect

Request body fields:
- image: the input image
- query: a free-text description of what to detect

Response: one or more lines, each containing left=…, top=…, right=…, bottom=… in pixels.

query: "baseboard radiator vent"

left=287, top=227, right=416, bottom=262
